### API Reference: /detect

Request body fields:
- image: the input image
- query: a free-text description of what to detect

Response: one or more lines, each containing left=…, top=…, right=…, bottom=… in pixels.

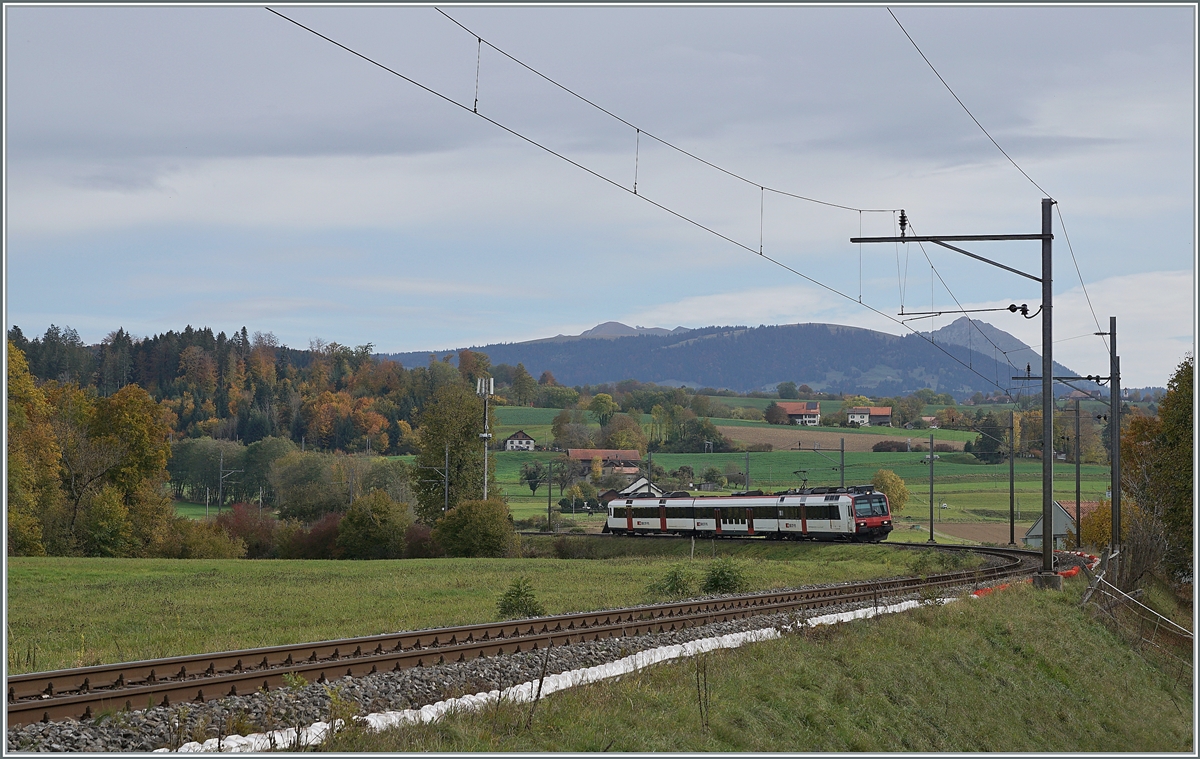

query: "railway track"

left=7, top=544, right=1042, bottom=728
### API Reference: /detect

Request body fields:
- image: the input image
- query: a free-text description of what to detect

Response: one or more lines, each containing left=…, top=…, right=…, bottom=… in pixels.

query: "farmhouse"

left=503, top=430, right=536, bottom=451
left=848, top=406, right=893, bottom=427
left=776, top=401, right=821, bottom=426
left=567, top=448, right=642, bottom=477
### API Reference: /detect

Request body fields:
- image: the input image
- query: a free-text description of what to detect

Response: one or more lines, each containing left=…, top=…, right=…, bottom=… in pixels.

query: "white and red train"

left=604, top=485, right=893, bottom=542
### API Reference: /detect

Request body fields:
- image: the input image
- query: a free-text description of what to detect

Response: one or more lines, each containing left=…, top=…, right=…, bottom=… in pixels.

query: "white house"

left=504, top=430, right=536, bottom=451
left=848, top=406, right=893, bottom=427
left=777, top=401, right=821, bottom=426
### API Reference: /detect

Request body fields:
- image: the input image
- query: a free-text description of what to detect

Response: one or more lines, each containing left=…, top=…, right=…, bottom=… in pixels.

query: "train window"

left=854, top=495, right=889, bottom=517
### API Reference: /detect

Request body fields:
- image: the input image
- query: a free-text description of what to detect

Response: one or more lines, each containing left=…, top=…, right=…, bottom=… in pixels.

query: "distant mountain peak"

left=578, top=322, right=685, bottom=338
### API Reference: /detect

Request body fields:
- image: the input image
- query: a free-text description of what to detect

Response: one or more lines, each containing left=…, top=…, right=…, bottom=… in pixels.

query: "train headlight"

left=857, top=521, right=867, bottom=528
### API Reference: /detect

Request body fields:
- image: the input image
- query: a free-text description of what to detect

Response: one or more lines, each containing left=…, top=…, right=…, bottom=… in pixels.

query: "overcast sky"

left=4, top=4, right=1195, bottom=388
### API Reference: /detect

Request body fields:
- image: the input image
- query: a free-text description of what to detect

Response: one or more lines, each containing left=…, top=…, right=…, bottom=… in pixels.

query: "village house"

left=503, top=430, right=536, bottom=451
left=1023, top=500, right=1103, bottom=549
left=847, top=406, right=893, bottom=427
left=776, top=401, right=821, bottom=426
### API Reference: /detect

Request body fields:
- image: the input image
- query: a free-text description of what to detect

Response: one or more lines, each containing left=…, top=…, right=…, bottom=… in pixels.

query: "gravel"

left=7, top=556, right=1049, bottom=753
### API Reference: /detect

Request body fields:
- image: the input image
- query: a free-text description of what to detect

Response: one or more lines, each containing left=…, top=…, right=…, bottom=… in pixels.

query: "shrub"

left=648, top=563, right=696, bottom=599
left=276, top=512, right=343, bottom=559
left=337, top=490, right=411, bottom=560
left=496, top=576, right=545, bottom=619
left=432, top=499, right=516, bottom=558
left=701, top=557, right=748, bottom=594
left=152, top=517, right=247, bottom=559
left=216, top=503, right=279, bottom=559
left=872, top=440, right=908, bottom=452
left=403, top=522, right=443, bottom=558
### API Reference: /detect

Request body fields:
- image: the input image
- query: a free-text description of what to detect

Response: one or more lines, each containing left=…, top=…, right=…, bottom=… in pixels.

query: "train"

left=603, top=484, right=893, bottom=542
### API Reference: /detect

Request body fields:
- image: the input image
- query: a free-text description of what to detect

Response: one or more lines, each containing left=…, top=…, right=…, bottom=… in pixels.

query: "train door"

left=714, top=507, right=722, bottom=534
left=746, top=507, right=755, bottom=535
left=659, top=500, right=667, bottom=532
left=625, top=500, right=633, bottom=532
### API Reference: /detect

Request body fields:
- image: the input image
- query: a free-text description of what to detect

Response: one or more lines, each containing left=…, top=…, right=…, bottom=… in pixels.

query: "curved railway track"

left=7, top=544, right=1043, bottom=727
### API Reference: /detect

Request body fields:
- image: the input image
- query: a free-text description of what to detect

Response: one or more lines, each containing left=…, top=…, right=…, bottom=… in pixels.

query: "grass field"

left=324, top=578, right=1193, bottom=753
left=6, top=543, right=966, bottom=675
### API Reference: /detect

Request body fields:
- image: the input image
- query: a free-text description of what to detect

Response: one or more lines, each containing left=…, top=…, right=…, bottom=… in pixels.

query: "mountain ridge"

left=378, top=318, right=1090, bottom=399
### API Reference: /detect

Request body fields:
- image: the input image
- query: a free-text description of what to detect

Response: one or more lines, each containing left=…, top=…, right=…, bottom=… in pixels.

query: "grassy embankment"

left=324, top=577, right=1194, bottom=753
left=6, top=541, right=967, bottom=675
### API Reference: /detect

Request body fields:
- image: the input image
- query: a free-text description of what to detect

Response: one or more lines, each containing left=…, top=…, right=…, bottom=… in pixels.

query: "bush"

left=216, top=503, right=279, bottom=559
left=152, top=517, right=247, bottom=559
left=496, top=576, right=545, bottom=619
left=403, top=522, right=443, bottom=558
left=432, top=499, right=516, bottom=558
left=276, top=512, right=343, bottom=559
left=648, top=563, right=696, bottom=599
left=872, top=440, right=908, bottom=452
left=701, top=558, right=748, bottom=594
left=336, top=490, right=410, bottom=560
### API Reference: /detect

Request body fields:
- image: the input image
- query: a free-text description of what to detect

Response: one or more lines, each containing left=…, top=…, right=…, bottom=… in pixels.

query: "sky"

left=4, top=4, right=1195, bottom=389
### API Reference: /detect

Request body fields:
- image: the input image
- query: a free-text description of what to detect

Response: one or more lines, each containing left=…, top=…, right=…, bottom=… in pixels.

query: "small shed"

left=504, top=430, right=536, bottom=451
left=1023, top=500, right=1094, bottom=549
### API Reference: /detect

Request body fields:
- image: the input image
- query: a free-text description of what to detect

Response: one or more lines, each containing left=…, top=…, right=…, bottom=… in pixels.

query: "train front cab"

left=852, top=492, right=893, bottom=542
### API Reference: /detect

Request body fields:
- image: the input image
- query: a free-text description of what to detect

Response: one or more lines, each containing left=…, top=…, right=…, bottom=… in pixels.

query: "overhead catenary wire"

left=888, top=7, right=1109, bottom=358
left=268, top=6, right=1021, bottom=397
left=436, top=7, right=895, bottom=216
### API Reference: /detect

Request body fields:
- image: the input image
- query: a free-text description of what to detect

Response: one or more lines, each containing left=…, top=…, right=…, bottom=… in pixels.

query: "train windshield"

left=854, top=495, right=889, bottom=517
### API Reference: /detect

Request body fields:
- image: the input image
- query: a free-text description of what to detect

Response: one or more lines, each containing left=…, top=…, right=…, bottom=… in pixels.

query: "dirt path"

left=717, top=426, right=964, bottom=452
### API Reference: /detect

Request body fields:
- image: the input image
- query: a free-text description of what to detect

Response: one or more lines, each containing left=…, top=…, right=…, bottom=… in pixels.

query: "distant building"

left=776, top=401, right=821, bottom=426
left=567, top=448, right=642, bottom=477
left=848, top=406, right=893, bottom=427
left=503, top=430, right=536, bottom=451
left=1023, top=500, right=1102, bottom=549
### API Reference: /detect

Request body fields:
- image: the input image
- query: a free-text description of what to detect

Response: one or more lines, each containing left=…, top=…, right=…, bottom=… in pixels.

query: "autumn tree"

left=588, top=393, right=619, bottom=427
left=7, top=341, right=60, bottom=555
left=538, top=370, right=557, bottom=386
left=776, top=381, right=799, bottom=399
left=413, top=382, right=498, bottom=525
left=872, top=469, right=910, bottom=513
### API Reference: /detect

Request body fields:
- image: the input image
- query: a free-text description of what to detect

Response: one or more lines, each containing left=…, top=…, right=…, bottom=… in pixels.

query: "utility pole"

left=1074, top=399, right=1081, bottom=548
left=477, top=378, right=494, bottom=499
left=851, top=199, right=1057, bottom=584
left=1038, top=198, right=1055, bottom=583
left=444, top=443, right=450, bottom=515
left=927, top=431, right=935, bottom=544
left=745, top=451, right=750, bottom=492
left=1109, top=317, right=1121, bottom=560
left=840, top=438, right=845, bottom=488
left=547, top=459, right=553, bottom=532
left=217, top=449, right=243, bottom=515
left=1009, top=410, right=1016, bottom=546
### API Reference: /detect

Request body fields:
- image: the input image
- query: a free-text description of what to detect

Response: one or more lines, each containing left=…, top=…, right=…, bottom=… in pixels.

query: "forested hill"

left=380, top=321, right=1082, bottom=398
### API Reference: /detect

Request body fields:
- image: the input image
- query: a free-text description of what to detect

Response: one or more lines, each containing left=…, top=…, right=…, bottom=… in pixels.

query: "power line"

left=887, top=7, right=1050, bottom=199
left=268, top=7, right=1020, bottom=396
left=887, top=7, right=1109, bottom=358
left=435, top=7, right=895, bottom=215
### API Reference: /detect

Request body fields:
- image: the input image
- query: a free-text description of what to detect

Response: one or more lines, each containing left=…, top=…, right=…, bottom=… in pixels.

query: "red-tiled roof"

left=567, top=448, right=641, bottom=461
left=776, top=401, right=820, bottom=415
left=1056, top=500, right=1105, bottom=518
left=849, top=406, right=892, bottom=415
